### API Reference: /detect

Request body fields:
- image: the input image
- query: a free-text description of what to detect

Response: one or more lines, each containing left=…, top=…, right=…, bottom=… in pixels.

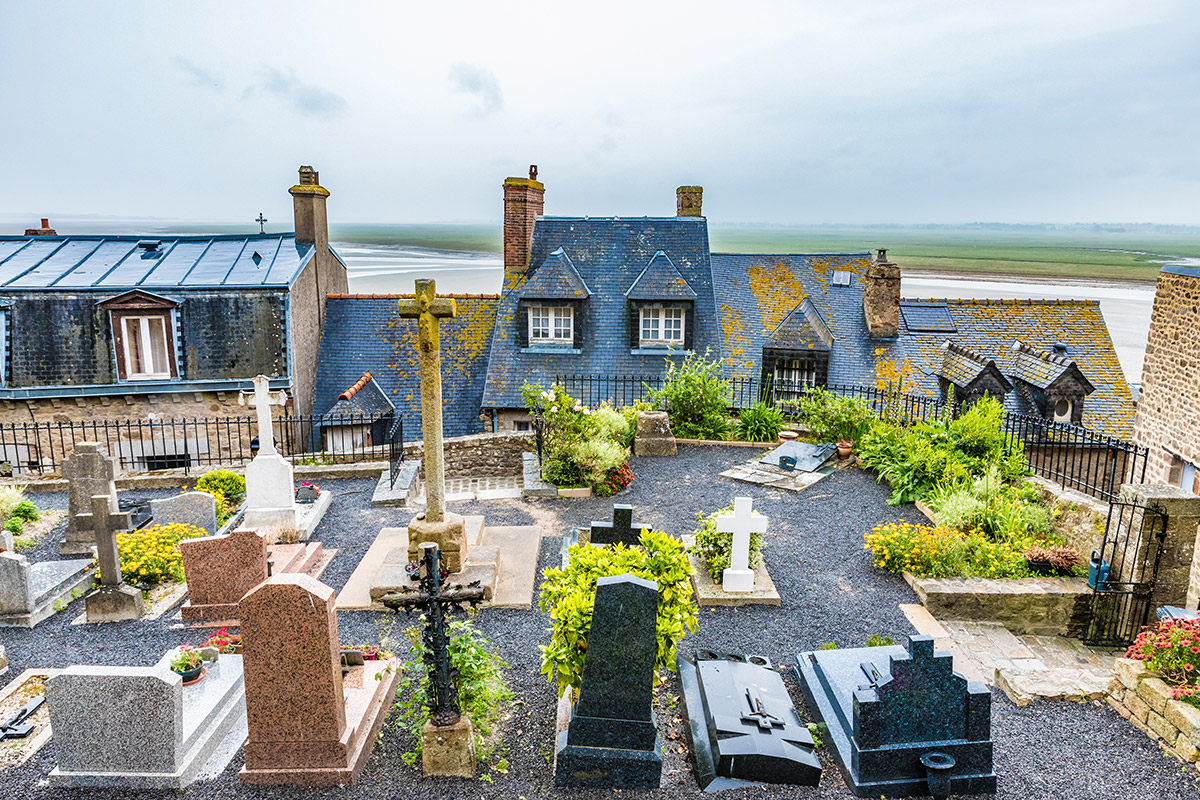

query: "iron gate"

left=1083, top=501, right=1169, bottom=647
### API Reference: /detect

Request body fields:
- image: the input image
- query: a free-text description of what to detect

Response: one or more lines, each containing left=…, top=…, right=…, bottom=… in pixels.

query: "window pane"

left=147, top=316, right=168, bottom=374
left=531, top=307, right=549, bottom=339
left=125, top=317, right=145, bottom=374
left=641, top=309, right=657, bottom=340
left=663, top=308, right=683, bottom=340
left=553, top=307, right=571, bottom=340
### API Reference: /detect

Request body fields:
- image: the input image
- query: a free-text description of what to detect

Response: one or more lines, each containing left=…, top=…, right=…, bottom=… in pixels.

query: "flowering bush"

left=1126, top=618, right=1200, bottom=707
left=100, top=522, right=209, bottom=586
left=205, top=627, right=241, bottom=653
left=196, top=469, right=245, bottom=505
left=521, top=383, right=633, bottom=490
left=594, top=462, right=634, bottom=497
left=864, top=521, right=1031, bottom=579
left=170, top=645, right=203, bottom=673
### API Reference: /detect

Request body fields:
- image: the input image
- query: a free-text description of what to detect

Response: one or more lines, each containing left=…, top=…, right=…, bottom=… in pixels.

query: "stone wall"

left=1109, top=657, right=1200, bottom=767
left=1134, top=267, right=1200, bottom=490
left=404, top=431, right=533, bottom=478
left=1024, top=476, right=1110, bottom=559
left=907, top=573, right=1091, bottom=637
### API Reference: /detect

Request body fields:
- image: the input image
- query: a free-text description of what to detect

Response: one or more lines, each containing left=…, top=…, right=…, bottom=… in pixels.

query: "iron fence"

left=0, top=411, right=396, bottom=476
left=387, top=417, right=406, bottom=489
left=1003, top=413, right=1149, bottom=503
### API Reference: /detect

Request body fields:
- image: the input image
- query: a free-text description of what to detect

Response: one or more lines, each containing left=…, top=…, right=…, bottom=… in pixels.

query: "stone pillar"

left=862, top=249, right=900, bottom=339
left=1120, top=484, right=1200, bottom=609
left=290, top=166, right=329, bottom=249
left=503, top=167, right=544, bottom=278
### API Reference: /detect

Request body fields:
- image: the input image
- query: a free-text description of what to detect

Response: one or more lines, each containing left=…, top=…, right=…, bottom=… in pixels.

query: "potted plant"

left=836, top=439, right=854, bottom=460
left=1024, top=545, right=1080, bottom=577
left=170, top=645, right=205, bottom=684
left=205, top=627, right=242, bottom=654
left=358, top=644, right=381, bottom=661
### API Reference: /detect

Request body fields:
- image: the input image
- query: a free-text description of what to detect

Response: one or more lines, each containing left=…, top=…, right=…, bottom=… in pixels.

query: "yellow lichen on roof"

left=747, top=262, right=807, bottom=333
left=874, top=357, right=913, bottom=391
left=444, top=299, right=496, bottom=376
left=720, top=303, right=754, bottom=378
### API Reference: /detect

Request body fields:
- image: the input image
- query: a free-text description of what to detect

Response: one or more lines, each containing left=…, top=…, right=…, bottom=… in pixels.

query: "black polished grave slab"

left=794, top=635, right=995, bottom=799
left=554, top=573, right=662, bottom=789
left=588, top=504, right=647, bottom=546
left=678, top=649, right=821, bottom=792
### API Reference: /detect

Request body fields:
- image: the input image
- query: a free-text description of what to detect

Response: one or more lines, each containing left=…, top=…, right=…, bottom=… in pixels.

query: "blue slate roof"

left=520, top=248, right=591, bottom=299
left=0, top=234, right=328, bottom=289
left=625, top=251, right=697, bottom=300
left=326, top=372, right=395, bottom=417
left=482, top=217, right=715, bottom=408
left=316, top=294, right=498, bottom=440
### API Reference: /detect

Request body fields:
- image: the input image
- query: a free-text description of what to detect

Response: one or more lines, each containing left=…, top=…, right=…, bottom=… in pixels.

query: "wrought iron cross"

left=381, top=542, right=483, bottom=726
left=740, top=687, right=784, bottom=731
left=256, top=212, right=267, bottom=233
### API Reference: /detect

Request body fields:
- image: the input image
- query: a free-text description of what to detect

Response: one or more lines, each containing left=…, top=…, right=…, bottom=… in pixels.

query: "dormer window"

left=640, top=306, right=684, bottom=346
left=530, top=305, right=574, bottom=344
left=1052, top=397, right=1073, bottom=423
left=98, top=290, right=179, bottom=382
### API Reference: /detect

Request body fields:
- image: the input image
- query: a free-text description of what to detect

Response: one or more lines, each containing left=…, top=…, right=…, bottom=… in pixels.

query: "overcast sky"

left=1, top=1, right=1196, bottom=226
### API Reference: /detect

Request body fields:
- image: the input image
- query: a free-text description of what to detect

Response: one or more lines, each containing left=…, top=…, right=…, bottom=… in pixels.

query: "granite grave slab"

left=151, top=491, right=218, bottom=535
left=759, top=440, right=837, bottom=472
left=0, top=551, right=94, bottom=628
left=795, top=634, right=995, bottom=799
left=678, top=649, right=821, bottom=791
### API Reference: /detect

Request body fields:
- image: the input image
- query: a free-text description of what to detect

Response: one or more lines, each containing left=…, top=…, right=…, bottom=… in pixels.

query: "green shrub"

left=0, top=485, right=28, bottom=521
left=3, top=517, right=23, bottom=535
left=522, top=384, right=633, bottom=488
left=796, top=388, right=874, bottom=443
left=647, top=350, right=731, bottom=440
left=393, top=618, right=513, bottom=766
left=196, top=469, right=246, bottom=505
left=689, top=502, right=766, bottom=581
left=590, top=406, right=629, bottom=445
left=618, top=401, right=653, bottom=449
left=569, top=438, right=627, bottom=486
left=538, top=529, right=697, bottom=698
left=9, top=501, right=38, bottom=522
left=930, top=466, right=1056, bottom=546
left=736, top=402, right=784, bottom=442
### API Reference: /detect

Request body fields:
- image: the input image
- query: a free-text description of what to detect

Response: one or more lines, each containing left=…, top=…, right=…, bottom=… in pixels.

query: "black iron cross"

left=380, top=543, right=483, bottom=726
left=740, top=687, right=784, bottom=731
left=589, top=504, right=645, bottom=546
left=0, top=696, right=44, bottom=740
left=256, top=212, right=267, bottom=233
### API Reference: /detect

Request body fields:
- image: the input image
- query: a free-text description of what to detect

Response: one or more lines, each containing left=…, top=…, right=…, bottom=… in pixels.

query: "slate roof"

left=325, top=372, right=395, bottom=418
left=482, top=217, right=714, bottom=408
left=1010, top=341, right=1091, bottom=391
left=316, top=294, right=498, bottom=440
left=519, top=248, right=591, bottom=299
left=0, top=234, right=331, bottom=289
left=939, top=341, right=995, bottom=387
left=625, top=251, right=697, bottom=300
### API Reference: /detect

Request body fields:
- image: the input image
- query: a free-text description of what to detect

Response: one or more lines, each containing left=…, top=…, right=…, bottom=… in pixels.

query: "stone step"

left=522, top=452, right=558, bottom=497
left=370, top=465, right=419, bottom=508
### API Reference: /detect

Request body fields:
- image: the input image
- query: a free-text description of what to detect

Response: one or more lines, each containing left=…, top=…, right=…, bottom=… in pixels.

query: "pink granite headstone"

left=179, top=529, right=269, bottom=621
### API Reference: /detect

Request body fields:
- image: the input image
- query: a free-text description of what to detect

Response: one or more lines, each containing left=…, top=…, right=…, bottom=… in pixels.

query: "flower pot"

left=176, top=664, right=204, bottom=685
left=836, top=440, right=854, bottom=460
left=1027, top=560, right=1055, bottom=576
left=362, top=653, right=378, bottom=661
left=778, top=430, right=799, bottom=443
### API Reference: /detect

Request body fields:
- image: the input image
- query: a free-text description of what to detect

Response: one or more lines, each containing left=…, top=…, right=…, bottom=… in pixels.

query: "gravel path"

left=1, top=445, right=1196, bottom=799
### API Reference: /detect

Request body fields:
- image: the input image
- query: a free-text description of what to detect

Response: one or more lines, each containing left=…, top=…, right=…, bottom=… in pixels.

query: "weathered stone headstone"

left=633, top=410, right=676, bottom=456
left=60, top=442, right=119, bottom=555
left=677, top=649, right=821, bottom=790
left=239, top=574, right=399, bottom=786
left=555, top=573, right=662, bottom=789
left=150, top=491, right=218, bottom=535
left=83, top=494, right=144, bottom=623
left=46, top=650, right=246, bottom=788
left=794, top=635, right=995, bottom=798
left=589, top=504, right=647, bottom=546
left=0, top=551, right=94, bottom=627
left=179, top=529, right=269, bottom=621
left=717, top=497, right=767, bottom=593
left=241, top=375, right=299, bottom=533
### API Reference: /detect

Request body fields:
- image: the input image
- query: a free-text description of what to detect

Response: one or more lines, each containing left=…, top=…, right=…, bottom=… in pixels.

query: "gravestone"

left=759, top=441, right=836, bottom=472
left=46, top=649, right=246, bottom=788
left=179, top=529, right=269, bottom=621
left=240, top=375, right=299, bottom=533
left=239, top=574, right=399, bottom=785
left=794, top=635, right=995, bottom=798
left=151, top=491, right=217, bottom=536
left=60, top=443, right=119, bottom=555
left=589, top=504, right=647, bottom=546
left=677, top=649, right=821, bottom=790
left=0, top=551, right=94, bottom=627
left=717, top=497, right=767, bottom=593
left=82, top=494, right=144, bottom=623
left=555, top=574, right=662, bottom=788
left=0, top=529, right=12, bottom=553
left=633, top=411, right=676, bottom=456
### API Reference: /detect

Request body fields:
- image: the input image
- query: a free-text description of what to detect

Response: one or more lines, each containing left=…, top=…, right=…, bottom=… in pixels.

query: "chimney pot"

left=24, top=218, right=56, bottom=236
left=676, top=186, right=703, bottom=217
left=529, top=165, right=538, bottom=181
left=40, top=218, right=49, bottom=228
left=289, top=165, right=330, bottom=246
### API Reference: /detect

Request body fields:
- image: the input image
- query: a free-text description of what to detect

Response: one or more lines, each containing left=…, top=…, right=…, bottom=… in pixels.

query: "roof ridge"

left=326, top=292, right=501, bottom=300
left=902, top=297, right=1097, bottom=307
left=1011, top=338, right=1074, bottom=366
left=339, top=371, right=372, bottom=400
left=941, top=339, right=991, bottom=364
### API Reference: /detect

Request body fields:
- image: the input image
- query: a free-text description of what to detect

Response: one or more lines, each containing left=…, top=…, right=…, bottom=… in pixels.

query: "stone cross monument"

left=717, top=497, right=767, bottom=593
left=239, top=375, right=298, bottom=532
left=398, top=280, right=468, bottom=571
left=82, top=494, right=144, bottom=622
left=59, top=443, right=119, bottom=555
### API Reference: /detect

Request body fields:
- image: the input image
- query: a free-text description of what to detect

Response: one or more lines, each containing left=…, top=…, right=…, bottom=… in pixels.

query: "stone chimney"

left=503, top=165, right=544, bottom=277
left=676, top=186, right=703, bottom=217
left=24, top=218, right=56, bottom=236
left=862, top=248, right=901, bottom=339
left=289, top=166, right=330, bottom=248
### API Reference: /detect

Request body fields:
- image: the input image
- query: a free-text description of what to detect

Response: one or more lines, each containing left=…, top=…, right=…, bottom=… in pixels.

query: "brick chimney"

left=289, top=166, right=330, bottom=248
left=24, top=218, right=56, bottom=236
left=676, top=186, right=703, bottom=217
left=862, top=248, right=900, bottom=338
left=503, top=165, right=544, bottom=277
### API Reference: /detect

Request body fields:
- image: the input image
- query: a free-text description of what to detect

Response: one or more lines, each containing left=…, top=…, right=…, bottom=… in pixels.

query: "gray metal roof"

left=0, top=234, right=320, bottom=289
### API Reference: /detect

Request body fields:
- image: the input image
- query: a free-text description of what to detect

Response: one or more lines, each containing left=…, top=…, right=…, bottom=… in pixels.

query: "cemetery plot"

left=0, top=669, right=62, bottom=769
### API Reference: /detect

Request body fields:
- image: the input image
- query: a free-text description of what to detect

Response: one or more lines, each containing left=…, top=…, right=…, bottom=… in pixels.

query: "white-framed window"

left=529, top=305, right=573, bottom=343
left=832, top=269, right=852, bottom=287
left=639, top=307, right=684, bottom=346
left=1052, top=397, right=1073, bottom=423
left=120, top=314, right=173, bottom=380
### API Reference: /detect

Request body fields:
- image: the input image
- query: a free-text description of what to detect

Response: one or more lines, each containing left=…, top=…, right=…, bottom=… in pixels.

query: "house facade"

left=0, top=167, right=346, bottom=470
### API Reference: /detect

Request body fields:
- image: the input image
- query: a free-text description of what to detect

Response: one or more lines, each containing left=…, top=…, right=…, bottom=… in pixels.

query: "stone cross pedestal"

left=240, top=375, right=298, bottom=533
left=398, top=280, right=468, bottom=571
left=60, top=443, right=119, bottom=555
left=718, top=497, right=767, bottom=593
left=83, top=495, right=144, bottom=623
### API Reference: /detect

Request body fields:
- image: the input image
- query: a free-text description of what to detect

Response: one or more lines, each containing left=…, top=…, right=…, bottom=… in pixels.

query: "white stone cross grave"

left=239, top=375, right=289, bottom=456
left=717, top=497, right=767, bottom=593
left=239, top=375, right=298, bottom=531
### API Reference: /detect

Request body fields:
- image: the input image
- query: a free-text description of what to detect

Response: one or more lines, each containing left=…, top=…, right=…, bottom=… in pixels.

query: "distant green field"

left=150, top=221, right=1200, bottom=282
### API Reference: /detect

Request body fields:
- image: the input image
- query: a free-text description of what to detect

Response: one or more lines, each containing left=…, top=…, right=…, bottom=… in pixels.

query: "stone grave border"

left=0, top=667, right=64, bottom=767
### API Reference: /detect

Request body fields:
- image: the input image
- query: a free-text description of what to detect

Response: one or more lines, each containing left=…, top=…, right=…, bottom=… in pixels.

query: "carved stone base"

left=421, top=717, right=475, bottom=778
left=406, top=513, right=467, bottom=572
left=85, top=584, right=144, bottom=623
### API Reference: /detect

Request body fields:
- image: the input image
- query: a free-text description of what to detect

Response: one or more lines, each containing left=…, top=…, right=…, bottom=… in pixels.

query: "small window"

left=119, top=314, right=173, bottom=380
left=529, top=305, right=573, bottom=344
left=513, top=420, right=532, bottom=432
left=1052, top=397, right=1072, bottom=423
left=832, top=270, right=852, bottom=287
left=639, top=307, right=685, bottom=346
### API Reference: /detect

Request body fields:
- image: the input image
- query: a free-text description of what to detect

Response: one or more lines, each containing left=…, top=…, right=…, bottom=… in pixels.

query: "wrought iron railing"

left=387, top=417, right=406, bottom=489
left=1002, top=413, right=1149, bottom=503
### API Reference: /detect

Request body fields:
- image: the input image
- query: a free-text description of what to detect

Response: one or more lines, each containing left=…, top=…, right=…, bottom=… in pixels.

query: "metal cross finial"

left=256, top=213, right=267, bottom=233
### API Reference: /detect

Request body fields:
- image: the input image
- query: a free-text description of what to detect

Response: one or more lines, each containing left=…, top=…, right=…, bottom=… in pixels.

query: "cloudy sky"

left=1, top=1, right=1196, bottom=226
